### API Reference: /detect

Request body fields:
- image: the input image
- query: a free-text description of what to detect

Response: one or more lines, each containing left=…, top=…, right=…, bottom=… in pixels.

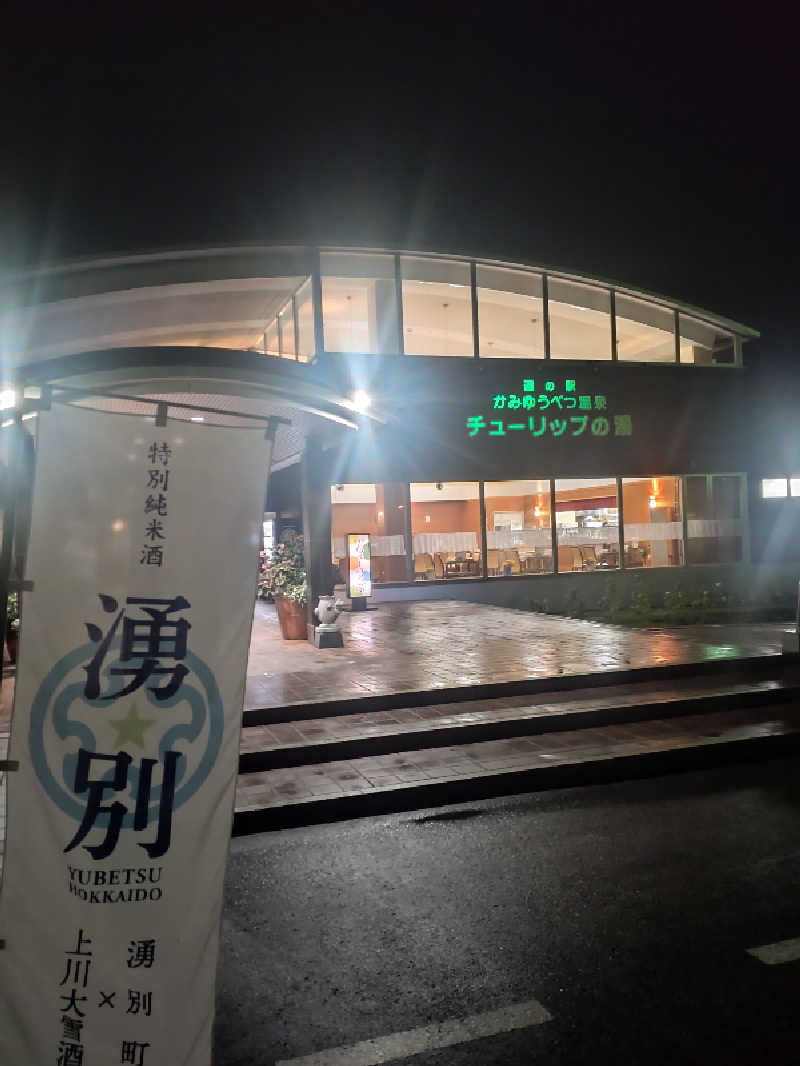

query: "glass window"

left=264, top=319, right=279, bottom=358
left=621, top=477, right=683, bottom=567
left=330, top=483, right=408, bottom=584
left=321, top=252, right=399, bottom=354
left=615, top=295, right=675, bottom=363
left=400, top=257, right=473, bottom=356
left=278, top=302, right=296, bottom=359
left=791, top=478, right=800, bottom=497
left=410, top=482, right=481, bottom=579
left=295, top=278, right=314, bottom=362
left=685, top=474, right=743, bottom=563
left=484, top=480, right=552, bottom=576
left=548, top=279, right=612, bottom=360
left=762, top=478, right=788, bottom=498
left=555, top=478, right=619, bottom=571
left=477, top=266, right=544, bottom=358
left=679, top=315, right=737, bottom=365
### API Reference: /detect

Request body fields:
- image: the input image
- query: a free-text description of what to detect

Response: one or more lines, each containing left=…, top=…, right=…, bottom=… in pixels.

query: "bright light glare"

left=190, top=416, right=204, bottom=422
left=349, top=390, right=371, bottom=413
left=0, top=388, right=17, bottom=410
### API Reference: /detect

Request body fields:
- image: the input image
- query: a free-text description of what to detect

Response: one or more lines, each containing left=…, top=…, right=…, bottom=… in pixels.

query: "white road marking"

left=276, top=997, right=552, bottom=1066
left=747, top=936, right=800, bottom=965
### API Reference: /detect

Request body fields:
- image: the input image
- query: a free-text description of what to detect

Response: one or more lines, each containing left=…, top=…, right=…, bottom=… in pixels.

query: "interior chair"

left=558, top=546, right=581, bottom=573
left=625, top=547, right=646, bottom=568
left=579, top=545, right=598, bottom=570
left=486, top=549, right=500, bottom=576
left=414, top=552, right=434, bottom=579
left=434, top=553, right=446, bottom=579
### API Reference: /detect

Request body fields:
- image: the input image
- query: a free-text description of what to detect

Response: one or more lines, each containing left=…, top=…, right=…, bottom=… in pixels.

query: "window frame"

left=328, top=471, right=749, bottom=587
left=761, top=477, right=790, bottom=499
left=310, top=250, right=748, bottom=365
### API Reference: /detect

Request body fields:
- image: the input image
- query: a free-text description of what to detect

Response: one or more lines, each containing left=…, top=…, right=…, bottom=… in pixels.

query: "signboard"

left=466, top=374, right=633, bottom=442
left=0, top=404, right=272, bottom=1066
left=346, top=533, right=371, bottom=598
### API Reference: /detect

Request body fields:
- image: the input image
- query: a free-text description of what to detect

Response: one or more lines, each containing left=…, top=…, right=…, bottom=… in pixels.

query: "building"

left=2, top=245, right=798, bottom=619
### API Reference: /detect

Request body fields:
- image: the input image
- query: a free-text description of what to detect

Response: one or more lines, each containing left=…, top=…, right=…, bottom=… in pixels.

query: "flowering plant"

left=260, top=531, right=309, bottom=607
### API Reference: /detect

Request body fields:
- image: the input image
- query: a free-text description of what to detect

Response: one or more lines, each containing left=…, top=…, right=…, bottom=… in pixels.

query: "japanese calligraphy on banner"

left=0, top=404, right=272, bottom=1066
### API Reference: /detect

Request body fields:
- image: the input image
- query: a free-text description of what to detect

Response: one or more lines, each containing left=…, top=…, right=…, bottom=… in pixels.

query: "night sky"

left=2, top=6, right=798, bottom=368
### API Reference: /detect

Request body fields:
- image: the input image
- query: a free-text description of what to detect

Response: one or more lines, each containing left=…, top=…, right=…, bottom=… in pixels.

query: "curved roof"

left=1, top=243, right=757, bottom=328
left=0, top=243, right=758, bottom=379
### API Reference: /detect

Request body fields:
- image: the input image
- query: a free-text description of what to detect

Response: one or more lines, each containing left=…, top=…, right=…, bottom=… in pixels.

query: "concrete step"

left=233, top=701, right=800, bottom=834
left=239, top=676, right=800, bottom=772
left=241, top=652, right=794, bottom=726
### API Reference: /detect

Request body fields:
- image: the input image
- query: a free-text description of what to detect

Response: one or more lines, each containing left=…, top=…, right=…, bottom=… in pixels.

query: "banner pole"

left=0, top=399, right=24, bottom=689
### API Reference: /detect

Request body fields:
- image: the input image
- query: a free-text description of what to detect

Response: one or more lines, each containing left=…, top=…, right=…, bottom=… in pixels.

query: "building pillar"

left=301, top=436, right=333, bottom=638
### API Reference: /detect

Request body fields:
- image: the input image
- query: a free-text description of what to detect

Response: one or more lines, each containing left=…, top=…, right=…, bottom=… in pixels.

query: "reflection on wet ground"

left=243, top=600, right=792, bottom=711
left=0, top=601, right=791, bottom=732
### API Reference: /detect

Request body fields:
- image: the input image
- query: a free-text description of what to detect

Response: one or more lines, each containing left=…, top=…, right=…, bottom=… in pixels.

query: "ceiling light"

left=190, top=416, right=204, bottom=423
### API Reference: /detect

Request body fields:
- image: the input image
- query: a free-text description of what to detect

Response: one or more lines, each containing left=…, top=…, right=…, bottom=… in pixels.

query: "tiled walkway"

left=244, top=600, right=791, bottom=710
left=0, top=602, right=790, bottom=723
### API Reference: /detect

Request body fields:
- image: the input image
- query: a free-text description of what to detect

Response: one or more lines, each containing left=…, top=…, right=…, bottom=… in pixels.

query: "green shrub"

left=664, top=585, right=688, bottom=611
left=630, top=582, right=652, bottom=614
left=566, top=589, right=585, bottom=618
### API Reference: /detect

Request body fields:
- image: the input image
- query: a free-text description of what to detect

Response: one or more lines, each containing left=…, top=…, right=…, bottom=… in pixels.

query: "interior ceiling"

left=2, top=273, right=710, bottom=370
left=2, top=278, right=301, bottom=364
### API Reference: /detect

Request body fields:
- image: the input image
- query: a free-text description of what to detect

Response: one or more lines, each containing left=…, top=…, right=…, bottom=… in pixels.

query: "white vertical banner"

left=0, top=404, right=272, bottom=1066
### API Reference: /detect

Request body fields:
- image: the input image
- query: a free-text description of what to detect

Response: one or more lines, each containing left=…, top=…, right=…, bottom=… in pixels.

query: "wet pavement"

left=0, top=601, right=791, bottom=727
left=244, top=600, right=792, bottom=710
left=219, top=758, right=800, bottom=1066
left=1, top=602, right=795, bottom=871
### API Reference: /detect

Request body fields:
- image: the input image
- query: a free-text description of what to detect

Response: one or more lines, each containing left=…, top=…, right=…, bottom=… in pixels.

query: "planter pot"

left=274, top=593, right=308, bottom=640
left=6, top=627, right=18, bottom=664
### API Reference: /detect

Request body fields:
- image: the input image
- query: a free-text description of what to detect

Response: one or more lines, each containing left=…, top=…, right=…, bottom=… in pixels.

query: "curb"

left=242, top=653, right=793, bottom=726
left=238, top=683, right=800, bottom=772
left=233, top=729, right=800, bottom=835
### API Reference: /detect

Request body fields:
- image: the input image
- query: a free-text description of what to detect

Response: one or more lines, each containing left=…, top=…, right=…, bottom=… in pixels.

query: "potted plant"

left=261, top=531, right=309, bottom=639
left=6, top=592, right=19, bottom=664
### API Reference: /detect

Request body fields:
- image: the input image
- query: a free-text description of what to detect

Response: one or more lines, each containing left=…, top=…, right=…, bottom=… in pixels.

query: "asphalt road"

left=215, top=756, right=800, bottom=1065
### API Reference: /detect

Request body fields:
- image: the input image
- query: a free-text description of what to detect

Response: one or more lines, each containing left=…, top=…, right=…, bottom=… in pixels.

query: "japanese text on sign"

left=466, top=377, right=633, bottom=440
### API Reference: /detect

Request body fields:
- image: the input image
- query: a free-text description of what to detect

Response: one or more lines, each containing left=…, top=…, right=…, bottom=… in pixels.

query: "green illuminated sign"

left=467, top=377, right=633, bottom=439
